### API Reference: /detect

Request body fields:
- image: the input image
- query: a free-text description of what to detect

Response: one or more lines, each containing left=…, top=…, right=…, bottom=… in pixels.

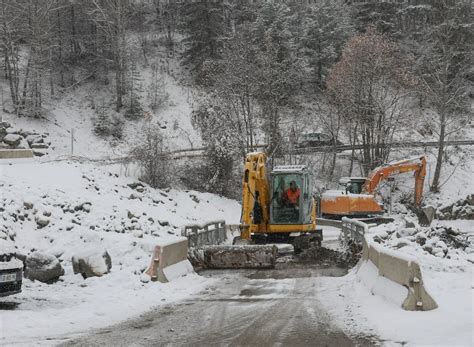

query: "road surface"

left=63, top=263, right=376, bottom=346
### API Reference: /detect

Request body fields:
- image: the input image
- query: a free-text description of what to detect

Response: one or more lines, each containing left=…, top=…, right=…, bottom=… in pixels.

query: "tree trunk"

left=431, top=113, right=446, bottom=192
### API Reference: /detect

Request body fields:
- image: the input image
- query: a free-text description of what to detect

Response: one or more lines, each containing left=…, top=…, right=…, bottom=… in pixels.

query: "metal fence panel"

left=182, top=220, right=227, bottom=248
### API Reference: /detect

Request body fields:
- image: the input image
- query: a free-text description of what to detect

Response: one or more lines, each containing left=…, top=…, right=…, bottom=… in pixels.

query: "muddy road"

left=64, top=256, right=375, bottom=347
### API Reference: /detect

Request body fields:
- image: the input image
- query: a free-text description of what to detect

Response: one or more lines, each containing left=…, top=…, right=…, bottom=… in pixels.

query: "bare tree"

left=326, top=28, right=415, bottom=174
left=419, top=2, right=473, bottom=192
left=90, top=0, right=128, bottom=112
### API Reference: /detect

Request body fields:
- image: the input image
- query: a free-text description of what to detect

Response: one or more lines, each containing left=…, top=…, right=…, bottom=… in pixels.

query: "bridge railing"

left=181, top=220, right=227, bottom=248
left=341, top=217, right=370, bottom=245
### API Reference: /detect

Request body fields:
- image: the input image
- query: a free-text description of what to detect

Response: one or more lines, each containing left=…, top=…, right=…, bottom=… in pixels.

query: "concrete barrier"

left=0, top=149, right=33, bottom=159
left=362, top=235, right=438, bottom=311
left=145, top=237, right=194, bottom=283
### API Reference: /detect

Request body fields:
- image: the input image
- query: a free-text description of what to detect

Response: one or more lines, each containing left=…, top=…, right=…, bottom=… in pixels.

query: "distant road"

left=170, top=139, right=474, bottom=158
left=293, top=139, right=474, bottom=154
left=44, top=140, right=474, bottom=163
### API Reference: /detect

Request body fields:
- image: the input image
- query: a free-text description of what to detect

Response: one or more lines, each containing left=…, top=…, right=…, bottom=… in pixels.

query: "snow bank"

left=317, top=220, right=473, bottom=346
left=0, top=159, right=240, bottom=345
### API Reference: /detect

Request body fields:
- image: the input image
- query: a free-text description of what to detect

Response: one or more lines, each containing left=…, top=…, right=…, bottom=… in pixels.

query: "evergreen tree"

left=301, top=0, right=354, bottom=88
left=180, top=0, right=230, bottom=73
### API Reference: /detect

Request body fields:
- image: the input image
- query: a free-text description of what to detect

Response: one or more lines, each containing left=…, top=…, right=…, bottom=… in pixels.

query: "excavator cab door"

left=269, top=169, right=312, bottom=225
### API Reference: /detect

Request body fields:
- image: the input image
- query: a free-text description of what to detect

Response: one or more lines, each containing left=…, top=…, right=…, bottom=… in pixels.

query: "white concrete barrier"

left=361, top=235, right=438, bottom=311
left=0, top=149, right=33, bottom=159
left=145, top=237, right=194, bottom=283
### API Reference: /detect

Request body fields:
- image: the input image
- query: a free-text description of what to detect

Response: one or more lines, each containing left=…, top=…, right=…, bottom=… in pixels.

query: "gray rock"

left=72, top=248, right=112, bottom=279
left=35, top=215, right=50, bottom=228
left=33, top=149, right=47, bottom=157
left=6, top=127, right=21, bottom=134
left=0, top=121, right=11, bottom=128
left=31, top=143, right=49, bottom=149
left=25, top=252, right=64, bottom=283
left=3, top=134, right=21, bottom=146
left=396, top=228, right=417, bottom=238
left=17, top=138, right=29, bottom=149
left=26, top=135, right=43, bottom=145
left=20, top=130, right=37, bottom=137
left=127, top=182, right=144, bottom=190
left=0, top=142, right=10, bottom=149
left=0, top=127, right=6, bottom=141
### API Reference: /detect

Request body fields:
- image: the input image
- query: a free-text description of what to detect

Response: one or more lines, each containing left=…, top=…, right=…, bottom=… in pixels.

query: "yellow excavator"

left=320, top=156, right=433, bottom=224
left=235, top=152, right=322, bottom=247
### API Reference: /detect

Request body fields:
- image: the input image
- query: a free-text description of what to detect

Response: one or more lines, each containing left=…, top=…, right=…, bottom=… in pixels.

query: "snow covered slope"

left=0, top=158, right=240, bottom=345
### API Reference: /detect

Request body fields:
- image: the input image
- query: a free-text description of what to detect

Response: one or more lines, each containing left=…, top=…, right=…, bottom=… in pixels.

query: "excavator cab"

left=270, top=166, right=313, bottom=225
left=339, top=177, right=366, bottom=194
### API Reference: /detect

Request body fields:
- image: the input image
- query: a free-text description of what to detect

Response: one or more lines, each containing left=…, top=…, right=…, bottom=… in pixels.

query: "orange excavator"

left=320, top=156, right=432, bottom=223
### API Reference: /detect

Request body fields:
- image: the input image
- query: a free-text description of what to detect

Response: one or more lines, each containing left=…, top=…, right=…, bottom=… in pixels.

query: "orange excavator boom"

left=363, top=156, right=427, bottom=207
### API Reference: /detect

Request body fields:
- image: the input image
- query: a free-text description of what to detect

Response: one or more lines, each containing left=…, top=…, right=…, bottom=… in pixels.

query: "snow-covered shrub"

left=130, top=125, right=172, bottom=189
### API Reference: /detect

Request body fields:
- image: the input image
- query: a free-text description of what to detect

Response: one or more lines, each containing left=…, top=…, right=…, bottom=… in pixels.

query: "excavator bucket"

left=201, top=245, right=277, bottom=269
left=417, top=206, right=435, bottom=226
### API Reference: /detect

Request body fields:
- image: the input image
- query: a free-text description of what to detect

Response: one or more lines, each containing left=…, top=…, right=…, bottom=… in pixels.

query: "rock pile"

left=437, top=194, right=474, bottom=220
left=0, top=121, right=51, bottom=156
left=372, top=223, right=473, bottom=259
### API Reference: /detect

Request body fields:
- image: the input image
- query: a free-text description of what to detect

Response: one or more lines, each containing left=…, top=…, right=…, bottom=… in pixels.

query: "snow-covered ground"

left=317, top=220, right=473, bottom=346
left=0, top=158, right=240, bottom=345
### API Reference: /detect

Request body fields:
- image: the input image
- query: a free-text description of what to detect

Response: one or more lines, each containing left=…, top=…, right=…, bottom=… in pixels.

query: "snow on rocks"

left=3, top=133, right=21, bottom=146
left=437, top=194, right=474, bottom=220
left=35, top=214, right=51, bottom=228
left=24, top=252, right=65, bottom=283
left=0, top=159, right=240, bottom=344
left=0, top=121, right=51, bottom=155
left=72, top=248, right=112, bottom=278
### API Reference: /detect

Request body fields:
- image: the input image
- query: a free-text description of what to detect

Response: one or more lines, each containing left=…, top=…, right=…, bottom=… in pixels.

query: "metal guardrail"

left=293, top=139, right=474, bottom=154
left=181, top=220, right=227, bottom=248
left=341, top=217, right=370, bottom=245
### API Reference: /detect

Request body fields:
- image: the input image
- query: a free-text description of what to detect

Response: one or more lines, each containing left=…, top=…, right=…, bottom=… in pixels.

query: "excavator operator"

left=283, top=180, right=300, bottom=208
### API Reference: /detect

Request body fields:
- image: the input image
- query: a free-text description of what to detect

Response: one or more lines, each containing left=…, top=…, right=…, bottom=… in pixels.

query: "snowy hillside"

left=0, top=62, right=200, bottom=160
left=0, top=158, right=240, bottom=344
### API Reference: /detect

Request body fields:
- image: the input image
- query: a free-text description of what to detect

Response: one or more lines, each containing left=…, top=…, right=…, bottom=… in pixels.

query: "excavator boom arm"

left=240, top=152, right=270, bottom=239
left=363, top=156, right=427, bottom=207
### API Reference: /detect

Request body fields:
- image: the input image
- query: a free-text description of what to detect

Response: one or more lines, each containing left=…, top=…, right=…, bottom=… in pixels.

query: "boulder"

left=25, top=252, right=64, bottom=283
left=26, top=135, right=43, bottom=145
left=6, top=127, right=21, bottom=134
left=0, top=121, right=11, bottom=128
left=31, top=143, right=49, bottom=149
left=17, top=138, right=29, bottom=149
left=35, top=215, right=50, bottom=228
left=33, top=149, right=47, bottom=157
left=72, top=248, right=112, bottom=279
left=3, top=133, right=21, bottom=146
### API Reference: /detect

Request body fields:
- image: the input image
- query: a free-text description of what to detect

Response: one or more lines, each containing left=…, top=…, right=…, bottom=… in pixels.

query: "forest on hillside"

left=0, top=0, right=472, bottom=195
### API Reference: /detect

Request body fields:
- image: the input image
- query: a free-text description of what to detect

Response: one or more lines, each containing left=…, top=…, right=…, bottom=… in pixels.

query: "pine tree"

left=301, top=0, right=354, bottom=87
left=125, top=60, right=144, bottom=119
left=180, top=0, right=230, bottom=72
